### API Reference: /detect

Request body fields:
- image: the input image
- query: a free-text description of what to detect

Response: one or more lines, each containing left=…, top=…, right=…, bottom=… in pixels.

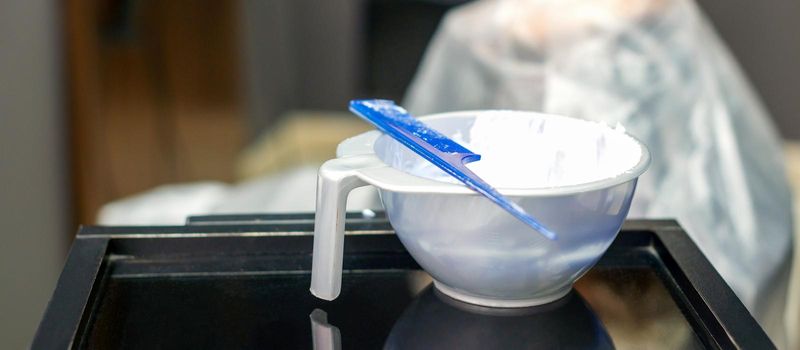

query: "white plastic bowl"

left=311, top=111, right=650, bottom=307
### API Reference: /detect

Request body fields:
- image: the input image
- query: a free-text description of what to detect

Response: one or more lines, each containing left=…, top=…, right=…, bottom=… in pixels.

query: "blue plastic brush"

left=349, top=99, right=557, bottom=240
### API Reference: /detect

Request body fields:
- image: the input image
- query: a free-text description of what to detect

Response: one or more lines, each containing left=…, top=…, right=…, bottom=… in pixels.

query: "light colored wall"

left=0, top=0, right=68, bottom=348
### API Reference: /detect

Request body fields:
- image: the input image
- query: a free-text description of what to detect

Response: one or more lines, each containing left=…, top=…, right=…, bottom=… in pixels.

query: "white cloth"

left=97, top=165, right=381, bottom=226
left=404, top=0, right=792, bottom=345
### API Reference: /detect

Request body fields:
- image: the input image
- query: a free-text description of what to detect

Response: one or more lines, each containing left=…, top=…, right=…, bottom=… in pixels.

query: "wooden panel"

left=65, top=0, right=244, bottom=224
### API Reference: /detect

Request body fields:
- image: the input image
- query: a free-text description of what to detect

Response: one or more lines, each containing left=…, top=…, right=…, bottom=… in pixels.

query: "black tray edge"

left=32, top=217, right=774, bottom=350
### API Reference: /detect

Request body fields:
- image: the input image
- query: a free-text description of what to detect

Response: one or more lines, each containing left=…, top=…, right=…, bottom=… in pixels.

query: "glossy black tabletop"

left=33, top=213, right=773, bottom=349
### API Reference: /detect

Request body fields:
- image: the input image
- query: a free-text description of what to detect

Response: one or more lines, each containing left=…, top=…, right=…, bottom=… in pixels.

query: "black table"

left=33, top=213, right=773, bottom=349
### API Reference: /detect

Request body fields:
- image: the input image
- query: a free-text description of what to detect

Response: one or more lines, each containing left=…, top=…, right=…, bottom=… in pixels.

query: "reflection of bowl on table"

left=385, top=286, right=614, bottom=349
left=311, top=111, right=650, bottom=307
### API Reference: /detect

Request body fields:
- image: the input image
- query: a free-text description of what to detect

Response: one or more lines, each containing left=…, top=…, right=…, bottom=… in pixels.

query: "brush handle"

left=349, top=100, right=479, bottom=158
left=349, top=99, right=556, bottom=240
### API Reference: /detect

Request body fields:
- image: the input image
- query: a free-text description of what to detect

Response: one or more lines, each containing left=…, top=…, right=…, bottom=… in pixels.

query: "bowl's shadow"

left=383, top=286, right=614, bottom=349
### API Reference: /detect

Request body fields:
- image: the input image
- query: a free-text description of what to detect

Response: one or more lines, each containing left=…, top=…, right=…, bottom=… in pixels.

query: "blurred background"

left=1, top=0, right=799, bottom=347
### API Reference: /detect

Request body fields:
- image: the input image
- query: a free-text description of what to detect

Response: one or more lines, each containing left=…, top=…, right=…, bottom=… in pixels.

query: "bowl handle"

left=310, top=155, right=382, bottom=300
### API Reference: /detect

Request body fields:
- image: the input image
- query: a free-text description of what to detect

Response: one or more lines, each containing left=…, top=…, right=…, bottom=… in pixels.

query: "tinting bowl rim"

left=336, top=110, right=651, bottom=196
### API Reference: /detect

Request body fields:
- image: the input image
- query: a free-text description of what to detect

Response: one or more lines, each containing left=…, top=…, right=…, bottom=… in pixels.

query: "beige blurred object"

left=574, top=271, right=693, bottom=349
left=236, top=111, right=371, bottom=180
left=784, top=141, right=800, bottom=350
